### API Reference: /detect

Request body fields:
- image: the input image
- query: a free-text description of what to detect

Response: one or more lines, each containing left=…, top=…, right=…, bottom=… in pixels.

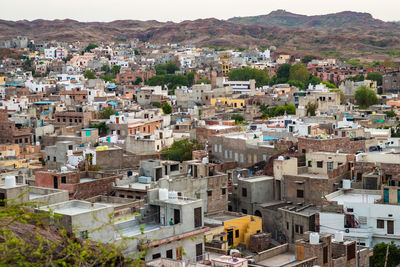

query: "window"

left=119, top=194, right=125, bottom=198
left=295, top=225, right=303, bottom=234
left=242, top=188, right=247, bottom=197
left=387, top=221, right=394, bottom=234
left=317, top=161, right=323, bottom=168
left=347, top=208, right=354, bottom=213
left=166, top=249, right=173, bottom=259
left=207, top=190, right=212, bottom=197
left=68, top=145, right=73, bottom=150
left=308, top=161, right=312, bottom=167
left=287, top=222, right=289, bottom=230
left=377, top=220, right=385, bottom=229
left=297, top=189, right=304, bottom=198
left=241, top=209, right=247, bottom=214
left=61, top=176, right=66, bottom=183
left=323, top=246, right=328, bottom=264
left=222, top=188, right=226, bottom=195
left=53, top=157, right=56, bottom=162
left=235, top=229, right=239, bottom=238
left=80, top=230, right=88, bottom=240
left=152, top=253, right=161, bottom=259
left=327, top=162, right=333, bottom=171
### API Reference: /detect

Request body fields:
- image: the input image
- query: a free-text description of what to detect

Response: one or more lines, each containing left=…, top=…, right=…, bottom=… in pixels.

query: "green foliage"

left=99, top=107, right=116, bottom=119
left=89, top=122, right=109, bottom=136
left=301, top=55, right=317, bottom=64
left=84, top=70, right=96, bottom=79
left=322, top=81, right=336, bottom=88
left=111, top=65, right=121, bottom=75
left=288, top=80, right=306, bottom=90
left=305, top=102, right=318, bottom=116
left=155, top=62, right=179, bottom=75
left=162, top=139, right=201, bottom=162
left=186, top=71, right=196, bottom=86
left=161, top=102, right=172, bottom=114
left=260, top=103, right=296, bottom=118
left=370, top=242, right=400, bottom=267
left=146, top=74, right=190, bottom=94
left=385, top=111, right=397, bottom=118
left=231, top=114, right=245, bottom=125
left=133, top=77, right=143, bottom=85
left=346, top=58, right=362, bottom=67
left=151, top=102, right=161, bottom=108
left=355, top=85, right=378, bottom=108
left=227, top=67, right=269, bottom=87
left=84, top=43, right=98, bottom=52
left=102, top=74, right=116, bottom=83
left=276, top=64, right=291, bottom=83
left=101, top=64, right=110, bottom=73
left=289, top=63, right=310, bottom=85
left=348, top=74, right=365, bottom=82
left=196, top=77, right=211, bottom=84
left=367, top=71, right=383, bottom=86
left=134, top=49, right=140, bottom=55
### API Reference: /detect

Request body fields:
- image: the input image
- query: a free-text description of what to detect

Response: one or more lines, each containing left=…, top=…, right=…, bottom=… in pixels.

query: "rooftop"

left=40, top=200, right=110, bottom=216
left=326, top=189, right=381, bottom=205
left=257, top=252, right=296, bottom=266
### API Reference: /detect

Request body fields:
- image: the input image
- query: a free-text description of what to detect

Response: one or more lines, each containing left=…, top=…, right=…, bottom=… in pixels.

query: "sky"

left=2, top=0, right=400, bottom=22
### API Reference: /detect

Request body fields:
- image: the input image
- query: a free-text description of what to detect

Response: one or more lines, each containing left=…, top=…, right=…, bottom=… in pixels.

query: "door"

left=174, top=209, right=181, bottom=224
left=176, top=247, right=182, bottom=260
left=388, top=221, right=394, bottom=234
left=194, top=207, right=202, bottom=228
left=53, top=176, right=58, bottom=189
left=227, top=230, right=233, bottom=246
left=196, top=243, right=203, bottom=261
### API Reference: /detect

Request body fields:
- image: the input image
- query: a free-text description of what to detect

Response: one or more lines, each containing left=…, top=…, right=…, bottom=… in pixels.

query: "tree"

left=231, top=114, right=245, bottom=125
left=196, top=77, right=211, bottom=84
left=227, top=67, right=269, bottom=87
left=355, top=85, right=378, bottom=108
left=186, top=71, right=196, bottom=86
left=99, top=107, right=115, bottom=119
left=288, top=80, right=306, bottom=90
left=84, top=70, right=96, bottom=79
left=162, top=139, right=201, bottom=162
left=301, top=55, right=317, bottom=64
left=161, top=102, right=172, bottom=114
left=367, top=71, right=383, bottom=86
left=101, top=64, right=110, bottom=73
left=155, top=62, right=179, bottom=75
left=111, top=65, right=121, bottom=75
left=322, top=81, right=336, bottom=89
left=289, top=63, right=310, bottom=85
left=370, top=242, right=400, bottom=267
left=102, top=74, right=115, bottom=83
left=276, top=64, right=291, bottom=83
left=133, top=77, right=143, bottom=85
left=90, top=122, right=109, bottom=136
left=305, top=102, right=318, bottom=116
left=308, top=75, right=322, bottom=86
left=134, top=49, right=140, bottom=55
left=261, top=103, right=296, bottom=118
left=385, top=111, right=397, bottom=118
left=84, top=43, right=98, bottom=52
left=151, top=102, right=161, bottom=108
left=348, top=74, right=365, bottom=82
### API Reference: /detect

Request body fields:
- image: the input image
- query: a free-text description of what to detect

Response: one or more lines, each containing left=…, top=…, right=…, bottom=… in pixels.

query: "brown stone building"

left=54, top=110, right=93, bottom=128
left=116, top=70, right=156, bottom=84
left=383, top=71, right=400, bottom=93
left=0, top=108, right=32, bottom=145
left=60, top=88, right=88, bottom=104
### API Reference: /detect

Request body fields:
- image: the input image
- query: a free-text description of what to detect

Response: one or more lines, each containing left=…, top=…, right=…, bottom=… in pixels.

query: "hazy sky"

left=2, top=0, right=399, bottom=22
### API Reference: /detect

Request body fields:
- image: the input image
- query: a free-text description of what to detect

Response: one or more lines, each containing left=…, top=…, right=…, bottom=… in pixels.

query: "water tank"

left=335, top=231, right=344, bottom=242
left=5, top=176, right=16, bottom=188
left=343, top=180, right=351, bottom=189
left=35, top=142, right=40, bottom=146
left=309, top=233, right=319, bottom=245
left=159, top=188, right=168, bottom=201
left=61, top=166, right=68, bottom=173
left=168, top=191, right=178, bottom=199
left=278, top=156, right=285, bottom=160
left=202, top=157, right=209, bottom=164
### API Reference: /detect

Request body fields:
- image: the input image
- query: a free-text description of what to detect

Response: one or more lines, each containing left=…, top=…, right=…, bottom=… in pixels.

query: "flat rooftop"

left=205, top=212, right=249, bottom=225
left=41, top=200, right=109, bottom=216
left=116, top=182, right=151, bottom=190
left=330, top=192, right=381, bottom=205
left=80, top=178, right=95, bottom=183
left=240, top=176, right=273, bottom=183
left=257, top=252, right=296, bottom=266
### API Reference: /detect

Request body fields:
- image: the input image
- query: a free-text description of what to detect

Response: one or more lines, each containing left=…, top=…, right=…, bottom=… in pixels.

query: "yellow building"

left=0, top=76, right=6, bottom=86
left=205, top=213, right=262, bottom=249
left=210, top=97, right=246, bottom=108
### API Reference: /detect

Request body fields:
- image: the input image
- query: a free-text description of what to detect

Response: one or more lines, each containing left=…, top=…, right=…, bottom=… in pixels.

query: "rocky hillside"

left=0, top=11, right=400, bottom=60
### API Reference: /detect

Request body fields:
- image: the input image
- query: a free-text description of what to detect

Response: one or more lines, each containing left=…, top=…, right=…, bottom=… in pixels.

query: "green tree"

left=99, top=107, right=116, bottom=119
left=308, top=75, right=322, bottom=86
left=196, top=77, right=211, bottom=84
left=102, top=74, right=116, bottom=83
left=322, top=81, right=336, bottom=89
left=101, top=64, right=110, bottom=73
left=348, top=74, right=365, bottom=82
left=261, top=103, right=296, bottom=118
left=84, top=43, right=98, bottom=52
left=385, top=111, right=397, bottom=118
left=161, top=102, right=172, bottom=114
left=301, top=55, right=317, bottom=64
left=84, top=70, right=96, bottom=79
left=276, top=63, right=292, bottom=83
left=162, top=139, right=201, bottom=162
left=134, top=49, right=140, bottom=55
left=111, top=65, right=121, bottom=75
left=371, top=242, right=400, bottom=267
left=90, top=122, right=109, bottom=136
left=133, top=77, right=143, bottom=85
left=155, top=62, right=179, bottom=75
left=355, top=85, right=378, bottom=108
left=305, top=102, right=318, bottom=116
left=289, top=63, right=310, bottom=85
left=367, top=71, right=383, bottom=86
left=186, top=71, right=196, bottom=86
left=288, top=80, right=306, bottom=90
left=231, top=114, right=245, bottom=125
left=227, top=67, right=269, bottom=87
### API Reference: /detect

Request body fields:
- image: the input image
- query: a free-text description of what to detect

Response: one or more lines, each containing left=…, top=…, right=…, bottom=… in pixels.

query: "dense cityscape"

left=1, top=6, right=400, bottom=267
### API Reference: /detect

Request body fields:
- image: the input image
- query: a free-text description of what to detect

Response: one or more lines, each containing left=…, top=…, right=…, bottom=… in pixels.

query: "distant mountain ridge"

left=228, top=10, right=398, bottom=30
left=0, top=11, right=399, bottom=60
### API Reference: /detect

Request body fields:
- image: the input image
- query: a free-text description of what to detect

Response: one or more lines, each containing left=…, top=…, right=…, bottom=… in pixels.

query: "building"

left=0, top=108, right=32, bottom=145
